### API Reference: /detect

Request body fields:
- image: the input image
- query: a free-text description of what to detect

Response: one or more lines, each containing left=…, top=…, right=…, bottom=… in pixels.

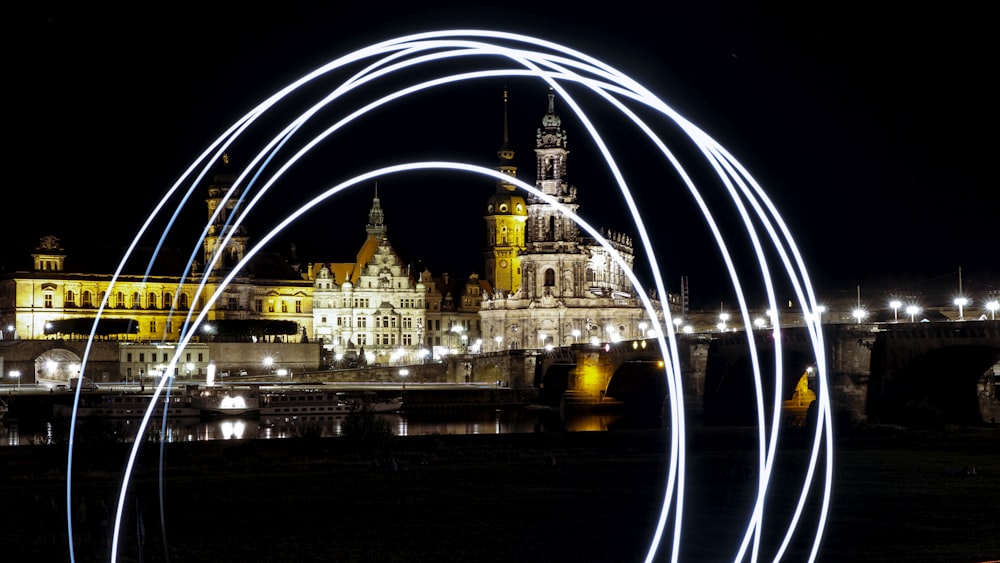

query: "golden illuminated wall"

left=572, top=350, right=616, bottom=402
left=484, top=213, right=526, bottom=295
left=2, top=273, right=313, bottom=343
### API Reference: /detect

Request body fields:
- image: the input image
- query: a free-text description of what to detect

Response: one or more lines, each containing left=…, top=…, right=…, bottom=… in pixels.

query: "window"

left=281, top=301, right=288, bottom=313
left=132, top=291, right=141, bottom=309
left=149, top=320, right=157, bottom=333
left=139, top=353, right=145, bottom=362
left=163, top=293, right=172, bottom=309
left=228, top=296, right=238, bottom=311
left=82, top=291, right=93, bottom=308
left=44, top=293, right=53, bottom=308
left=357, top=317, right=367, bottom=328
left=66, top=290, right=76, bottom=306
left=117, top=291, right=125, bottom=309
left=178, top=293, right=189, bottom=309
left=268, top=300, right=275, bottom=313
left=148, top=292, right=157, bottom=309
left=295, top=300, right=302, bottom=313
left=357, top=334, right=366, bottom=346
left=126, top=353, right=133, bottom=362
left=544, top=268, right=556, bottom=287
left=256, top=299, right=263, bottom=312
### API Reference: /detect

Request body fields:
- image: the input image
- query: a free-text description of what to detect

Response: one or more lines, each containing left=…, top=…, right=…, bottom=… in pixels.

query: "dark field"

left=1, top=425, right=998, bottom=562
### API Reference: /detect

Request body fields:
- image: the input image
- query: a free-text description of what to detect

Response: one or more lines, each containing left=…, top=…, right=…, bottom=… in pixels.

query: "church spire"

left=496, top=88, right=518, bottom=192
left=498, top=88, right=515, bottom=163
left=366, top=184, right=386, bottom=238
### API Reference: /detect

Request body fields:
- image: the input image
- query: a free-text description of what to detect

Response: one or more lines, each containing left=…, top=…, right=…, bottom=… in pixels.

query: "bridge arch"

left=604, top=360, right=667, bottom=416
left=34, top=348, right=84, bottom=385
left=703, top=341, right=818, bottom=426
left=873, top=343, right=1000, bottom=426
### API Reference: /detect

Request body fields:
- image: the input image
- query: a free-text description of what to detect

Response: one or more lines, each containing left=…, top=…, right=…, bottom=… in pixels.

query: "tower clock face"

left=499, top=260, right=508, bottom=268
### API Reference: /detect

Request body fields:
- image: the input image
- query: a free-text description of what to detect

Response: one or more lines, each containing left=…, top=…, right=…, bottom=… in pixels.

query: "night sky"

left=12, top=2, right=997, bottom=309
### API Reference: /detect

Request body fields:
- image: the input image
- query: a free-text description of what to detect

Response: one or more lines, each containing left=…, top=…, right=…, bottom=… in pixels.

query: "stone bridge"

left=4, top=321, right=998, bottom=425
left=521, top=321, right=1000, bottom=425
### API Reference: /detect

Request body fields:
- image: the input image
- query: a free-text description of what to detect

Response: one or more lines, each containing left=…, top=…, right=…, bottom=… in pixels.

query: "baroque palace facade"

left=0, top=90, right=666, bottom=382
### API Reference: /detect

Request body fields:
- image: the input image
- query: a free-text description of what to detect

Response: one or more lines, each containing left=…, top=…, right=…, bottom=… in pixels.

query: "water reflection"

left=0, top=407, right=665, bottom=447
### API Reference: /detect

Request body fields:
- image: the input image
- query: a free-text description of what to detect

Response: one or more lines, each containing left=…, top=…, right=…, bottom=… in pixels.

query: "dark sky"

left=12, top=2, right=997, bottom=309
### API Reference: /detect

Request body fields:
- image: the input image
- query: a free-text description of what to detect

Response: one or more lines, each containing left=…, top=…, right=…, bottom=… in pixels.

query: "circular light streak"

left=61, top=30, right=833, bottom=563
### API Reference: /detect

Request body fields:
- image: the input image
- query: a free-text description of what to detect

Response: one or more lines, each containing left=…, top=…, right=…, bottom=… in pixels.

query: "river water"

left=0, top=405, right=665, bottom=447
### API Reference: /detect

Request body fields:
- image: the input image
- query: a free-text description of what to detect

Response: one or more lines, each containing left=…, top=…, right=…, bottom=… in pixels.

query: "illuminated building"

left=309, top=190, right=429, bottom=365
left=483, top=88, right=527, bottom=295
left=480, top=91, right=662, bottom=348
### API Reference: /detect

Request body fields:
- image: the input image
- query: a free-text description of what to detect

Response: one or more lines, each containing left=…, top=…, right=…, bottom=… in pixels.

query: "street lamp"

left=571, top=329, right=580, bottom=343
left=987, top=299, right=999, bottom=320
left=538, top=333, right=546, bottom=349
left=638, top=321, right=648, bottom=338
left=906, top=304, right=921, bottom=323
left=851, top=307, right=868, bottom=323
left=494, top=335, right=503, bottom=351
left=263, top=356, right=274, bottom=375
left=10, top=370, right=21, bottom=390
left=954, top=297, right=969, bottom=321
left=399, top=368, right=409, bottom=390
left=889, top=300, right=901, bottom=322
left=450, top=325, right=465, bottom=352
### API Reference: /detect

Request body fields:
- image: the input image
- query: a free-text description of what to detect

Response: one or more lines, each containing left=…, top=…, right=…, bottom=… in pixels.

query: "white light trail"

left=62, top=29, right=833, bottom=563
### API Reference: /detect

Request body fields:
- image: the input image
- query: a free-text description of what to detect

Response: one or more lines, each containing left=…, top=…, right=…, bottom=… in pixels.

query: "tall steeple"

left=483, top=89, right=527, bottom=295
left=366, top=184, right=386, bottom=239
left=496, top=88, right=518, bottom=191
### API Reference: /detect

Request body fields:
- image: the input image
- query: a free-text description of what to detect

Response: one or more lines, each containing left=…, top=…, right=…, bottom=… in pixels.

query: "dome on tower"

left=485, top=190, right=527, bottom=216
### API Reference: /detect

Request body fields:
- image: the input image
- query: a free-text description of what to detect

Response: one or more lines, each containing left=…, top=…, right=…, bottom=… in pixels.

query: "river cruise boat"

left=52, top=392, right=200, bottom=419
left=260, top=389, right=403, bottom=416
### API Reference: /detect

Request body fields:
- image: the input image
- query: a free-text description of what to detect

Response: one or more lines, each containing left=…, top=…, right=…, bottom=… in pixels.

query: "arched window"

left=66, top=290, right=76, bottom=306
left=148, top=292, right=158, bottom=309
left=132, top=291, right=141, bottom=309
left=178, top=293, right=189, bottom=310
left=163, top=293, right=173, bottom=309
left=116, top=291, right=125, bottom=309
left=544, top=268, right=556, bottom=287
left=82, top=291, right=93, bottom=308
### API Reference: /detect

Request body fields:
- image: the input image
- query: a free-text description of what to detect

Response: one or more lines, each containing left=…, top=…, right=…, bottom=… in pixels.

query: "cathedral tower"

left=483, top=88, right=527, bottom=295
left=203, top=154, right=250, bottom=276
left=480, top=90, right=651, bottom=351
left=527, top=90, right=580, bottom=251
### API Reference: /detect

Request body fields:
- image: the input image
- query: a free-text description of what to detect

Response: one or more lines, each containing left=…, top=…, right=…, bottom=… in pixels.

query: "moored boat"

left=192, top=389, right=261, bottom=418
left=52, top=392, right=200, bottom=419
left=260, top=389, right=355, bottom=416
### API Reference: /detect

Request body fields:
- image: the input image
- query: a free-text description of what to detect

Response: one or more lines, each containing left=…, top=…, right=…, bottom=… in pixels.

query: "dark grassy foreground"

left=1, top=425, right=998, bottom=562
